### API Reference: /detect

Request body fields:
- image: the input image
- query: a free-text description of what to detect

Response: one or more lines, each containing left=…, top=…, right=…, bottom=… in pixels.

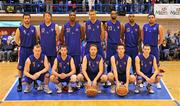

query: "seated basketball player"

left=77, top=44, right=107, bottom=94
left=23, top=44, right=52, bottom=94
left=108, top=43, right=136, bottom=94
left=50, top=45, right=76, bottom=93
left=135, top=44, right=160, bottom=94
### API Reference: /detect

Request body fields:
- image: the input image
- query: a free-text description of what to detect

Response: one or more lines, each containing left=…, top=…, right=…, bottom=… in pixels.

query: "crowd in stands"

left=0, top=0, right=180, bottom=14
left=160, top=30, right=180, bottom=61
left=0, top=31, right=18, bottom=62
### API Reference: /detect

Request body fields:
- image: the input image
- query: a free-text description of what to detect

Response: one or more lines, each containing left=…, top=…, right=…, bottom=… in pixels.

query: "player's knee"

left=45, top=73, right=50, bottom=78
left=77, top=73, right=84, bottom=82
left=70, top=75, right=77, bottom=83
left=50, top=75, right=56, bottom=82
left=100, top=74, right=107, bottom=83
left=108, top=72, right=114, bottom=82
left=129, top=75, right=136, bottom=84
left=155, top=75, right=161, bottom=83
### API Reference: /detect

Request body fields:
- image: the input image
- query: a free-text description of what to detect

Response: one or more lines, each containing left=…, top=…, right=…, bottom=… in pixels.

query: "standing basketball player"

left=142, top=13, right=163, bottom=88
left=123, top=14, right=141, bottom=73
left=38, top=12, right=60, bottom=67
left=105, top=10, right=124, bottom=73
left=60, top=11, right=85, bottom=75
left=84, top=10, right=105, bottom=58
left=15, top=13, right=37, bottom=92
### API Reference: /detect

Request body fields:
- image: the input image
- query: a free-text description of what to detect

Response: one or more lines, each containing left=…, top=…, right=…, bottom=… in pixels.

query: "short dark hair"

left=43, top=12, right=52, bottom=18
left=23, top=13, right=31, bottom=18
left=89, top=44, right=98, bottom=49
left=148, top=13, right=155, bottom=17
left=117, top=43, right=125, bottom=49
left=60, top=44, right=68, bottom=50
left=89, top=9, right=96, bottom=13
left=143, top=44, right=151, bottom=48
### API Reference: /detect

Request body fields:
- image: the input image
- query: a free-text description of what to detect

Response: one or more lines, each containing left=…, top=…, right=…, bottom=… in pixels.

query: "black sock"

left=18, top=78, right=22, bottom=86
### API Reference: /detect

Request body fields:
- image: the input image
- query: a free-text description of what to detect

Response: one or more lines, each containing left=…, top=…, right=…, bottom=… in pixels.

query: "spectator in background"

left=0, top=39, right=3, bottom=62
left=1, top=31, right=10, bottom=45
left=88, top=0, right=95, bottom=11
left=2, top=39, right=14, bottom=62
left=160, top=40, right=169, bottom=60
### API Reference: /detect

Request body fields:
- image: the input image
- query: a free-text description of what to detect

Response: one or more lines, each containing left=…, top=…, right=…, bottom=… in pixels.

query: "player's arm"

left=24, top=58, right=33, bottom=79
left=151, top=57, right=159, bottom=79
left=66, top=58, right=76, bottom=77
left=104, top=23, right=108, bottom=31
left=126, top=57, right=132, bottom=85
left=135, top=56, right=149, bottom=81
left=52, top=58, right=59, bottom=76
left=34, top=27, right=39, bottom=44
left=94, top=58, right=104, bottom=82
left=120, top=23, right=125, bottom=43
left=82, top=56, right=91, bottom=82
left=15, top=28, right=20, bottom=46
left=80, top=25, right=85, bottom=41
left=141, top=26, right=144, bottom=43
left=158, top=25, right=164, bottom=46
left=100, top=22, right=105, bottom=42
left=38, top=56, right=50, bottom=74
left=59, top=25, right=65, bottom=45
left=36, top=25, right=40, bottom=40
left=138, top=26, right=142, bottom=52
left=55, top=24, right=60, bottom=43
left=111, top=56, right=119, bottom=83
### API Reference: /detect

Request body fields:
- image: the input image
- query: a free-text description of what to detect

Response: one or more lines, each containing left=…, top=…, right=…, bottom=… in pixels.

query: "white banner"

left=154, top=4, right=180, bottom=19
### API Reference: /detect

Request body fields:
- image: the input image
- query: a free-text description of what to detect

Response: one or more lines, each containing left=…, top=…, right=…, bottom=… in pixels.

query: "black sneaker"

left=17, top=84, right=22, bottom=92
left=33, top=81, right=38, bottom=90
left=146, top=84, right=154, bottom=94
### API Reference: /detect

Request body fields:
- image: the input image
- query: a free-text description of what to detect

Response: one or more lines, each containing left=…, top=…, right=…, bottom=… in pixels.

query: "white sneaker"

left=134, top=85, right=140, bottom=94
left=37, top=82, right=44, bottom=91
left=156, top=82, right=162, bottom=89
left=55, top=83, right=62, bottom=93
left=147, top=85, right=154, bottom=94
left=140, top=83, right=144, bottom=88
left=68, top=83, right=73, bottom=93
left=110, top=85, right=115, bottom=93
left=107, top=81, right=111, bottom=86
left=44, top=85, right=52, bottom=94
left=97, top=83, right=101, bottom=93
left=24, top=83, right=31, bottom=93
left=77, top=82, right=81, bottom=88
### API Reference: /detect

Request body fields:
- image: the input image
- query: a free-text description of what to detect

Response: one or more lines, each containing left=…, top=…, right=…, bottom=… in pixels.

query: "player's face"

left=33, top=47, right=42, bottom=57
left=69, top=12, right=76, bottom=21
left=44, top=13, right=52, bottom=23
left=23, top=15, right=30, bottom=24
left=117, top=46, right=125, bottom=55
left=148, top=15, right=155, bottom=24
left=128, top=14, right=135, bottom=23
left=111, top=11, right=117, bottom=20
left=89, top=11, right=96, bottom=20
left=143, top=46, right=151, bottom=55
left=89, top=46, right=98, bottom=56
left=60, top=47, right=68, bottom=56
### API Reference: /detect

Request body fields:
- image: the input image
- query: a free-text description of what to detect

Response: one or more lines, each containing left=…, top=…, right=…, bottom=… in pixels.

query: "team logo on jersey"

left=41, top=60, right=43, bottom=64
left=119, top=64, right=122, bottom=68
left=149, top=61, right=152, bottom=65
left=51, top=28, right=54, bottom=32
left=59, top=63, right=62, bottom=68
left=87, top=25, right=91, bottom=30
left=108, top=26, right=112, bottom=31
left=23, top=30, right=26, bottom=34
left=33, top=62, right=35, bottom=67
left=117, top=26, right=120, bottom=29
left=145, top=27, right=148, bottom=32
left=66, top=28, right=70, bottom=32
left=76, top=28, right=79, bottom=31
left=37, top=63, right=40, bottom=67
left=135, top=28, right=138, bottom=32
left=153, top=27, right=156, bottom=30
left=67, top=62, right=69, bottom=65
left=97, top=25, right=99, bottom=29
left=41, top=28, right=45, bottom=33
left=144, top=64, right=147, bottom=67
left=141, top=61, right=143, bottom=66
left=31, top=29, right=34, bottom=33
left=127, top=28, right=130, bottom=32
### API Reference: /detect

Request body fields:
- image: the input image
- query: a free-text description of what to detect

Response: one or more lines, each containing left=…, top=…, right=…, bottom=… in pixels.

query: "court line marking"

left=161, top=79, right=174, bottom=100
left=2, top=79, right=175, bottom=102
left=2, top=78, right=18, bottom=102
